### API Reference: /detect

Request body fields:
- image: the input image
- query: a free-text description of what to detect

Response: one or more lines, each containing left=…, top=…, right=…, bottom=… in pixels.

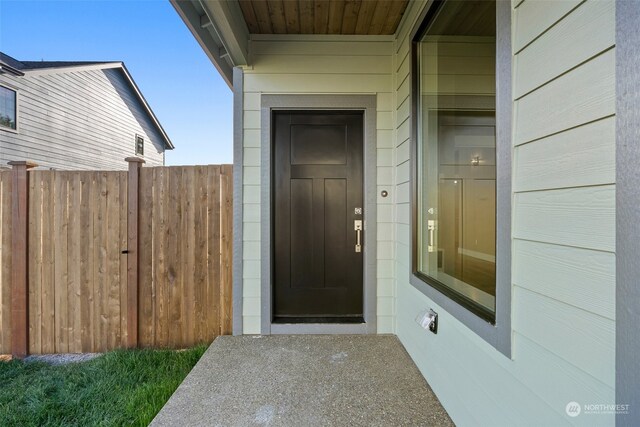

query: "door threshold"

left=273, top=316, right=365, bottom=324
left=270, top=322, right=372, bottom=335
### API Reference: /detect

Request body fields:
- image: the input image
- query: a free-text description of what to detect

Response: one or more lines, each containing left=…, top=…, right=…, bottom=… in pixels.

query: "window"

left=411, top=0, right=511, bottom=336
left=0, top=85, right=17, bottom=130
left=135, top=135, right=144, bottom=155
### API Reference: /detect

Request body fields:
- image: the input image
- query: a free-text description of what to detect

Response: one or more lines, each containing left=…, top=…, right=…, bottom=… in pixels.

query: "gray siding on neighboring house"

left=0, top=67, right=166, bottom=170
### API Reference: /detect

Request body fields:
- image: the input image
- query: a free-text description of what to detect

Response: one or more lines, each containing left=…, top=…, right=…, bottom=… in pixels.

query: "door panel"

left=273, top=111, right=364, bottom=321
left=290, top=178, right=313, bottom=288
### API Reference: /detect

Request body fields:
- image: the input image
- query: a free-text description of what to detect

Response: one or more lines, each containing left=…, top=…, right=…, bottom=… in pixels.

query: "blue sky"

left=0, top=0, right=233, bottom=165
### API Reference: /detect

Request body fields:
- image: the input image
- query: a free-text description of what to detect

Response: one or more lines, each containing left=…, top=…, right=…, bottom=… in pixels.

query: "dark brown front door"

left=273, top=111, right=364, bottom=323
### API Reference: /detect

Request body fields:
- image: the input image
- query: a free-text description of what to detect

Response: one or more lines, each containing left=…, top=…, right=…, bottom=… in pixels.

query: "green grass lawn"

left=0, top=345, right=207, bottom=427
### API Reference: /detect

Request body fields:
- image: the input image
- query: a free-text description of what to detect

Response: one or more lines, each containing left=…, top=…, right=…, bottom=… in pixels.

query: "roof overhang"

left=0, top=63, right=25, bottom=76
left=171, top=0, right=250, bottom=88
left=118, top=64, right=175, bottom=150
left=172, top=0, right=411, bottom=90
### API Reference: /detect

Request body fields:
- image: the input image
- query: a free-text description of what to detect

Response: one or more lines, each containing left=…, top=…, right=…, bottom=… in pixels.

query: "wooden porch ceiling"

left=237, top=0, right=410, bottom=35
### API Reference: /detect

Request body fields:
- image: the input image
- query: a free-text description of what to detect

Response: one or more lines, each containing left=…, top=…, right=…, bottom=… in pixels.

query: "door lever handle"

left=427, top=220, right=435, bottom=253
left=354, top=220, right=363, bottom=253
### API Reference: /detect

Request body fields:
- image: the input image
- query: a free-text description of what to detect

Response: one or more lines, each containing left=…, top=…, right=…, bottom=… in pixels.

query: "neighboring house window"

left=0, top=85, right=17, bottom=130
left=135, top=135, right=144, bottom=155
left=411, top=0, right=511, bottom=352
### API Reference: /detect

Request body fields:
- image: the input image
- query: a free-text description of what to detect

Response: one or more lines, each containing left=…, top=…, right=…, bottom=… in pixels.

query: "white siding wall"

left=241, top=38, right=395, bottom=333
left=0, top=67, right=165, bottom=170
left=394, top=0, right=616, bottom=426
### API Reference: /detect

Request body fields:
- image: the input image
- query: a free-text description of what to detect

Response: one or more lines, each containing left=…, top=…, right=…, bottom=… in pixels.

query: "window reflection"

left=416, top=0, right=497, bottom=315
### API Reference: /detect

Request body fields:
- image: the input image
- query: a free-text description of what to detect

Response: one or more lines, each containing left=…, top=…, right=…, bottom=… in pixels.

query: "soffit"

left=237, top=0, right=410, bottom=35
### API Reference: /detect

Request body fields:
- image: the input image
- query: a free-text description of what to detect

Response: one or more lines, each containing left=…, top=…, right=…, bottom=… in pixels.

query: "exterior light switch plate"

left=416, top=309, right=438, bottom=334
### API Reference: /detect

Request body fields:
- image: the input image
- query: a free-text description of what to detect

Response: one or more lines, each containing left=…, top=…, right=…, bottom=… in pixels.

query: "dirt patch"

left=23, top=353, right=102, bottom=365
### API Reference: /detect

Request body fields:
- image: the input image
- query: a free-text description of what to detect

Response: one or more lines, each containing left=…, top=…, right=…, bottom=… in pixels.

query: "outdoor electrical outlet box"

left=416, top=309, right=438, bottom=334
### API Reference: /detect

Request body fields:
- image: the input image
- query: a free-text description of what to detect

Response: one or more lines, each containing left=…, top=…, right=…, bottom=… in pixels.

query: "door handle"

left=427, top=220, right=435, bottom=253
left=354, top=220, right=363, bottom=253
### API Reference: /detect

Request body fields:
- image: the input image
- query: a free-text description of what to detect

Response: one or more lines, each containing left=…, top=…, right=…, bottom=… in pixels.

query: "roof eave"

left=119, top=64, right=175, bottom=150
left=170, top=0, right=249, bottom=89
left=0, top=64, right=25, bottom=76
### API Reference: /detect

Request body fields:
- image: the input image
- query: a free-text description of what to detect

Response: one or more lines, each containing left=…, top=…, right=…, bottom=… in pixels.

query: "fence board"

left=106, top=172, right=121, bottom=350
left=194, top=166, right=207, bottom=343
left=207, top=166, right=221, bottom=337
left=79, top=172, right=93, bottom=352
left=153, top=167, right=168, bottom=347
left=68, top=172, right=82, bottom=352
left=0, top=172, right=11, bottom=354
left=220, top=165, right=233, bottom=335
left=168, top=166, right=183, bottom=348
left=41, top=171, right=55, bottom=354
left=118, top=171, right=128, bottom=347
left=184, top=166, right=196, bottom=346
left=139, top=168, right=154, bottom=347
left=28, top=170, right=42, bottom=354
left=54, top=172, right=69, bottom=353
left=2, top=164, right=231, bottom=355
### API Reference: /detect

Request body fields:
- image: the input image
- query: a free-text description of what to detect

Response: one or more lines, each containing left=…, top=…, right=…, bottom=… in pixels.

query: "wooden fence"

left=0, top=160, right=232, bottom=356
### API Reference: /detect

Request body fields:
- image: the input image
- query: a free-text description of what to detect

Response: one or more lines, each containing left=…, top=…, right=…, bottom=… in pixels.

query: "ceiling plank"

left=237, top=0, right=410, bottom=34
left=267, top=0, right=288, bottom=33
left=314, top=0, right=331, bottom=33
left=283, top=0, right=301, bottom=33
left=238, top=0, right=261, bottom=33
left=381, top=0, right=408, bottom=35
left=368, top=0, right=392, bottom=35
left=251, top=0, right=274, bottom=33
left=341, top=0, right=362, bottom=34
left=299, top=0, right=315, bottom=33
left=354, top=0, right=378, bottom=35
left=327, top=0, right=346, bottom=34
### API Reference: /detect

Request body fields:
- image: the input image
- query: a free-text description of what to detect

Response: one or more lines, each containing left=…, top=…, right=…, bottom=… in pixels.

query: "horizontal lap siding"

left=242, top=39, right=394, bottom=333
left=394, top=0, right=616, bottom=425
left=511, top=0, right=616, bottom=397
left=0, top=68, right=165, bottom=170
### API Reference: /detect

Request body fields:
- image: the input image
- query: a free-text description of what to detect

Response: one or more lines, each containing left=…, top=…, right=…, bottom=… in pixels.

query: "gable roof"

left=0, top=52, right=174, bottom=150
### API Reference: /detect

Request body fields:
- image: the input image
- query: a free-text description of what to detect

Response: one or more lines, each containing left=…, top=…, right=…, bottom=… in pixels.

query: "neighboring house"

left=173, top=1, right=637, bottom=426
left=0, top=52, right=173, bottom=170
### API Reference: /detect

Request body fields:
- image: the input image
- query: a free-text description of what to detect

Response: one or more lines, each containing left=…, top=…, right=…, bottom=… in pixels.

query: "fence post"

left=125, top=157, right=144, bottom=348
left=8, top=160, right=37, bottom=358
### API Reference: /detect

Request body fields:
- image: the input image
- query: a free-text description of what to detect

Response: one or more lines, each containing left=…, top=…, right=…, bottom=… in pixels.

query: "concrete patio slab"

left=151, top=335, right=453, bottom=426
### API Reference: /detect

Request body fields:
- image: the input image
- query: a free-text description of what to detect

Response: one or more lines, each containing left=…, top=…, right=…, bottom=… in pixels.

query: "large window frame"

left=409, top=0, right=512, bottom=357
